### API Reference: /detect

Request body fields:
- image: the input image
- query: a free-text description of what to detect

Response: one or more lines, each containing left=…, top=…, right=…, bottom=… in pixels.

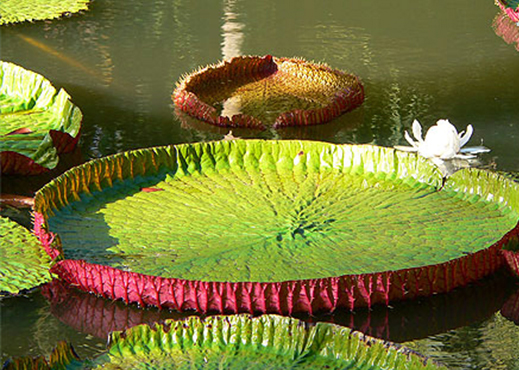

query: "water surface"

left=2, top=0, right=519, bottom=368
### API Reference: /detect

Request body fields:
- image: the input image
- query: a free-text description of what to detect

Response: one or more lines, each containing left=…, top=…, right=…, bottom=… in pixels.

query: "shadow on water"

left=46, top=170, right=171, bottom=266
left=33, top=270, right=519, bottom=346
left=175, top=104, right=365, bottom=144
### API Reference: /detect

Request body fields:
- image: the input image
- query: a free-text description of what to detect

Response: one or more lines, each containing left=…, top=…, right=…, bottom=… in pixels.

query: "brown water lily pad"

left=173, top=55, right=364, bottom=130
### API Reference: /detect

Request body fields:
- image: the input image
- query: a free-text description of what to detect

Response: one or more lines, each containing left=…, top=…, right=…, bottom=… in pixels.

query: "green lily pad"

left=0, top=61, right=82, bottom=174
left=0, top=0, right=90, bottom=25
left=0, top=216, right=53, bottom=295
left=34, top=140, right=519, bottom=313
left=90, top=315, right=444, bottom=369
left=3, top=315, right=446, bottom=369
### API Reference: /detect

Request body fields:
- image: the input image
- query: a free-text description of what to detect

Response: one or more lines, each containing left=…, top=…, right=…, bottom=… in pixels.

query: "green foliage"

left=35, top=140, right=519, bottom=282
left=0, top=0, right=90, bottom=25
left=0, top=216, right=53, bottom=295
left=87, top=315, right=445, bottom=369
left=3, top=316, right=445, bottom=369
left=0, top=61, right=82, bottom=170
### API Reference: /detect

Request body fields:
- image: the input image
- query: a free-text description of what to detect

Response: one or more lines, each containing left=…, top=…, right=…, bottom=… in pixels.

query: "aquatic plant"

left=39, top=270, right=511, bottom=343
left=0, top=216, right=53, bottom=295
left=493, top=11, right=519, bottom=52
left=0, top=0, right=90, bottom=25
left=501, top=231, right=519, bottom=278
left=0, top=61, right=82, bottom=175
left=173, top=55, right=364, bottom=129
left=33, top=140, right=519, bottom=314
left=394, top=119, right=490, bottom=177
left=3, top=315, right=446, bottom=369
left=495, top=0, right=519, bottom=22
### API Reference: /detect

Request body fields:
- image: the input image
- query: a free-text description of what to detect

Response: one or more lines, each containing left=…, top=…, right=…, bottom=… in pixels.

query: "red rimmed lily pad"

left=34, top=140, right=519, bottom=314
left=0, top=61, right=82, bottom=175
left=173, top=55, right=364, bottom=130
left=39, top=271, right=512, bottom=343
left=493, top=11, right=519, bottom=52
left=3, top=315, right=446, bottom=369
left=502, top=235, right=519, bottom=278
left=495, top=0, right=519, bottom=22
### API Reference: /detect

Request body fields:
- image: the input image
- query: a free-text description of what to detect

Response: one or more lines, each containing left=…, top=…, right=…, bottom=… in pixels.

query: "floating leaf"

left=0, top=215, right=53, bottom=295
left=81, top=315, right=445, bottom=369
left=4, top=315, right=445, bottom=369
left=34, top=140, right=519, bottom=313
left=0, top=0, right=90, bottom=25
left=173, top=55, right=364, bottom=129
left=0, top=61, right=82, bottom=175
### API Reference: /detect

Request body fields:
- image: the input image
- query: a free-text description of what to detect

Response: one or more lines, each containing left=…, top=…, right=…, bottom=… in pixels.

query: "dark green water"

left=2, top=0, right=519, bottom=368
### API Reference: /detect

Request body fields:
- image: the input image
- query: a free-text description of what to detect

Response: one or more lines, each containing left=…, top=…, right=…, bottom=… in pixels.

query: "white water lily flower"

left=395, top=119, right=490, bottom=177
left=395, top=119, right=490, bottom=159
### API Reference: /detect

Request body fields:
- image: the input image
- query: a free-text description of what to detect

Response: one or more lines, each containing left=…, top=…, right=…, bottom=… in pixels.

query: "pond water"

left=2, top=0, right=519, bottom=368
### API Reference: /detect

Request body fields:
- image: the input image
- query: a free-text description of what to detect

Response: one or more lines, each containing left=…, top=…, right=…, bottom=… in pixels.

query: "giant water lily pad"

left=34, top=140, right=519, bottom=313
left=0, top=216, right=53, bottom=295
left=0, top=61, right=82, bottom=175
left=3, top=315, right=445, bottom=369
left=173, top=55, right=364, bottom=129
left=0, top=0, right=90, bottom=25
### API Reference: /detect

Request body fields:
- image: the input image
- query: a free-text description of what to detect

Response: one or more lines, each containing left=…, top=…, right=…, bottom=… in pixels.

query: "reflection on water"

left=1, top=273, right=519, bottom=365
left=220, top=95, right=243, bottom=118
left=221, top=0, right=245, bottom=59
left=405, top=313, right=519, bottom=370
left=3, top=0, right=518, bottom=166
left=2, top=0, right=519, bottom=367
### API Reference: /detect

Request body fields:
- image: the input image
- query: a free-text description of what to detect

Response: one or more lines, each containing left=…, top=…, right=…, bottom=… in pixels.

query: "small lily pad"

left=0, top=215, right=53, bottom=295
left=34, top=140, right=519, bottom=314
left=0, top=61, right=82, bottom=174
left=173, top=55, right=364, bottom=129
left=0, top=0, right=90, bottom=25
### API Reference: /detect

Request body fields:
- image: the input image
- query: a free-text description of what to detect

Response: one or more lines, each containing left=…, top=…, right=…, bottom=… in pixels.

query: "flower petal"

left=404, top=130, right=417, bottom=147
left=412, top=119, right=424, bottom=142
left=459, top=124, right=473, bottom=148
